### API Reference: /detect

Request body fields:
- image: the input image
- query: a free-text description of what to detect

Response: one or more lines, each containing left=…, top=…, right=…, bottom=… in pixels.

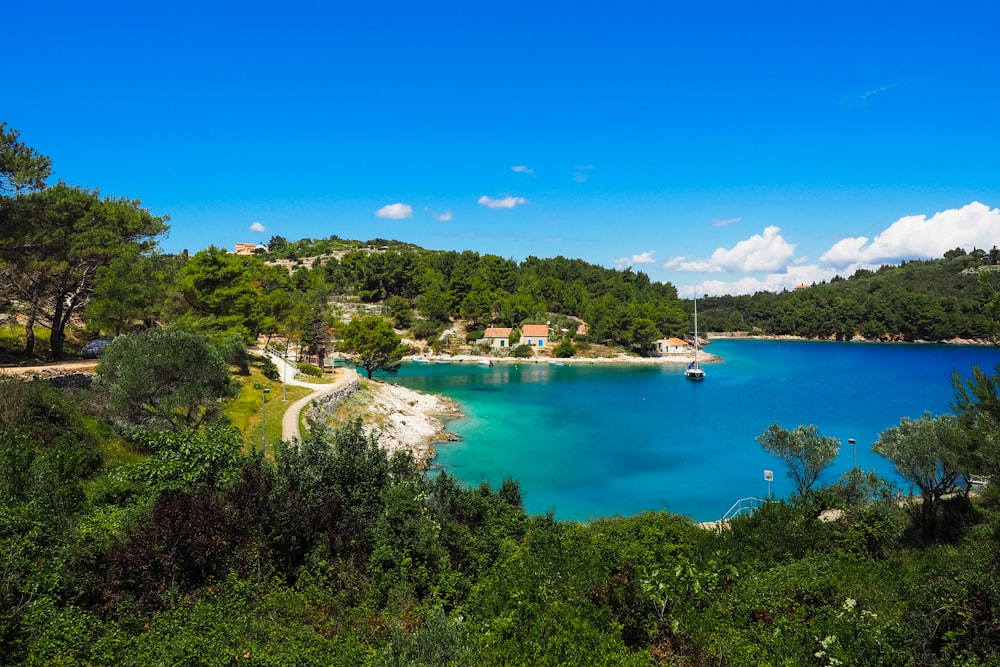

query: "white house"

left=655, top=337, right=690, bottom=355
left=519, top=324, right=550, bottom=347
left=483, top=327, right=514, bottom=349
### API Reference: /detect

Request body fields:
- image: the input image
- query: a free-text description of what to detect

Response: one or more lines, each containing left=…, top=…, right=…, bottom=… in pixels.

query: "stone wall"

left=304, top=376, right=360, bottom=421
left=33, top=372, right=94, bottom=390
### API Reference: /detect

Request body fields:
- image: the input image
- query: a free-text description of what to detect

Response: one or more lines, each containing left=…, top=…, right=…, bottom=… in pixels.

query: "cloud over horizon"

left=820, top=202, right=1000, bottom=267
left=615, top=250, right=656, bottom=269
left=663, top=225, right=796, bottom=273
left=511, top=165, right=534, bottom=175
left=669, top=202, right=998, bottom=297
left=375, top=203, right=413, bottom=220
left=478, top=195, right=528, bottom=209
left=249, top=221, right=265, bottom=233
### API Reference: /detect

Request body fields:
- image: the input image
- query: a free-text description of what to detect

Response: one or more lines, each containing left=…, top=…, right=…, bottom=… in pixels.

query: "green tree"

left=0, top=184, right=168, bottom=358
left=299, top=289, right=333, bottom=371
left=385, top=295, right=414, bottom=329
left=86, top=249, right=178, bottom=335
left=0, top=122, right=52, bottom=194
left=339, top=314, right=408, bottom=379
left=553, top=336, right=576, bottom=358
left=873, top=412, right=967, bottom=541
left=172, top=246, right=266, bottom=336
left=93, top=327, right=239, bottom=431
left=952, top=364, right=1000, bottom=482
left=757, top=423, right=841, bottom=499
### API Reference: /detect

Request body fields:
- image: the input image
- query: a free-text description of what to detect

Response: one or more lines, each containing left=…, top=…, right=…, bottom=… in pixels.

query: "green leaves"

left=338, top=315, right=407, bottom=379
left=94, top=327, right=239, bottom=431
left=757, top=423, right=841, bottom=499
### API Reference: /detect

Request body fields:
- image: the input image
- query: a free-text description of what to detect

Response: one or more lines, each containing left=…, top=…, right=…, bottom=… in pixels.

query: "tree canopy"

left=338, top=314, right=408, bottom=379
left=757, top=422, right=841, bottom=499
left=93, top=327, right=239, bottom=431
left=0, top=122, right=51, bottom=194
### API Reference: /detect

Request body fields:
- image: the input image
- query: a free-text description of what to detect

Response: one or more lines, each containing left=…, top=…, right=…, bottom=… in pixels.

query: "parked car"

left=81, top=338, right=114, bottom=359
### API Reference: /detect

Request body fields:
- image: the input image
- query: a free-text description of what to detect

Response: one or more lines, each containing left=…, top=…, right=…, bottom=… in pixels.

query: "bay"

left=385, top=340, right=1000, bottom=522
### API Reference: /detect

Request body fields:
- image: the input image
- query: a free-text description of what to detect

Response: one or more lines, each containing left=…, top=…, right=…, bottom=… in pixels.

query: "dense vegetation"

left=3, top=367, right=1000, bottom=665
left=5, top=123, right=1000, bottom=664
left=697, top=249, right=1000, bottom=341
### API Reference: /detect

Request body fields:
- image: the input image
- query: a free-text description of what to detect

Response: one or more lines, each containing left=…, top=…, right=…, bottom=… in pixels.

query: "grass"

left=224, top=368, right=313, bottom=458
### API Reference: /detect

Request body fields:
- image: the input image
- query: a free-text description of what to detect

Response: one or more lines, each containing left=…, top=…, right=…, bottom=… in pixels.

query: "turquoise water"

left=385, top=340, right=1000, bottom=522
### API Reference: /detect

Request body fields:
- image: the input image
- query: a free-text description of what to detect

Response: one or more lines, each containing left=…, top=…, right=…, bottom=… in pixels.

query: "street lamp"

left=848, top=438, right=857, bottom=468
left=764, top=469, right=773, bottom=498
left=261, top=388, right=271, bottom=459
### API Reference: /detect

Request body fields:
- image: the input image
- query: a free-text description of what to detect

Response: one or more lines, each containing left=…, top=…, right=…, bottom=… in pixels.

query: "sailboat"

left=685, top=295, right=706, bottom=381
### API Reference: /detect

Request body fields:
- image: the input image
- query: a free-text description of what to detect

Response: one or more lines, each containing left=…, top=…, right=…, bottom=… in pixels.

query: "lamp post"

left=764, top=469, right=773, bottom=498
left=261, top=388, right=271, bottom=459
left=848, top=438, right=857, bottom=468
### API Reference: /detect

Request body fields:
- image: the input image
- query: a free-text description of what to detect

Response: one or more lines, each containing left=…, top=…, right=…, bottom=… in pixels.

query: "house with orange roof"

left=483, top=326, right=514, bottom=350
left=655, top=337, right=690, bottom=355
left=234, top=242, right=267, bottom=256
left=519, top=323, right=550, bottom=348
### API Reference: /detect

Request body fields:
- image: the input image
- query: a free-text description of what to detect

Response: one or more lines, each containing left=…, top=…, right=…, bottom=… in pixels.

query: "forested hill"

left=696, top=248, right=999, bottom=341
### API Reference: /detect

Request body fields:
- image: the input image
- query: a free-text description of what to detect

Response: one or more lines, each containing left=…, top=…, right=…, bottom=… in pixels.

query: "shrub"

left=512, top=344, right=534, bottom=358
left=553, top=337, right=576, bottom=358
left=410, top=319, right=440, bottom=340
left=297, top=362, right=323, bottom=377
left=259, top=356, right=281, bottom=381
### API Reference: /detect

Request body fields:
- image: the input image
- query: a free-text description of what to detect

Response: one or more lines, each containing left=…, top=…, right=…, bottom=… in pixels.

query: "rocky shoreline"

left=348, top=380, right=463, bottom=469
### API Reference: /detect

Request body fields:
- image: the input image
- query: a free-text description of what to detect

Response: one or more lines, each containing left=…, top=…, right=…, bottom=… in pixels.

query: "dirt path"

left=0, top=360, right=98, bottom=375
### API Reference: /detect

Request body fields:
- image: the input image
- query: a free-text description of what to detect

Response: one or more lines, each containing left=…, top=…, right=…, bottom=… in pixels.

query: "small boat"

left=685, top=295, right=706, bottom=381
left=548, top=360, right=566, bottom=366
left=477, top=358, right=493, bottom=366
left=435, top=359, right=451, bottom=365
left=412, top=358, right=430, bottom=364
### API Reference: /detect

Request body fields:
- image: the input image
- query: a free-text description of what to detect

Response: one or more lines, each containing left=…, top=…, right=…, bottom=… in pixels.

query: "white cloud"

left=249, top=221, right=266, bottom=233
left=711, top=216, right=742, bottom=227
left=375, top=203, right=413, bottom=220
left=478, top=195, right=528, bottom=209
left=512, top=165, right=534, bottom=175
left=663, top=225, right=796, bottom=273
left=422, top=207, right=453, bottom=221
left=691, top=264, right=842, bottom=297
left=820, top=202, right=1000, bottom=267
left=615, top=250, right=656, bottom=269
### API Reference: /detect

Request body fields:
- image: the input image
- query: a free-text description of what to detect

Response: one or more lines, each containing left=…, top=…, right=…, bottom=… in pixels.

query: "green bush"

left=410, top=319, right=440, bottom=340
left=297, top=362, right=323, bottom=377
left=259, top=356, right=281, bottom=381
left=553, top=338, right=576, bottom=358
left=512, top=344, right=534, bottom=358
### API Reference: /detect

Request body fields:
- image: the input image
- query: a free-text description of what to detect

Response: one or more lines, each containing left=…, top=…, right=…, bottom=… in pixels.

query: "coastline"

left=335, top=379, right=463, bottom=469
left=403, top=350, right=722, bottom=366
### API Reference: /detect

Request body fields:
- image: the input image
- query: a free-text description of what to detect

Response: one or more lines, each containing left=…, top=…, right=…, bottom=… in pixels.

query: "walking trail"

left=266, top=352, right=358, bottom=442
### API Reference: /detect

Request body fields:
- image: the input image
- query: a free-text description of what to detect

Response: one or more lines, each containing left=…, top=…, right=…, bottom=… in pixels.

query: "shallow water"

left=385, top=340, right=1000, bottom=522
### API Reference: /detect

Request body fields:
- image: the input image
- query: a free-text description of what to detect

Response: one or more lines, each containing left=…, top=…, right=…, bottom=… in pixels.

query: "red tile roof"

left=484, top=327, right=513, bottom=337
left=521, top=324, right=549, bottom=336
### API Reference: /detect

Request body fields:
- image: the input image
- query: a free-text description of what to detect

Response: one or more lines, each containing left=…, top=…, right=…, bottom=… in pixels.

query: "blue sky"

left=6, top=1, right=999, bottom=296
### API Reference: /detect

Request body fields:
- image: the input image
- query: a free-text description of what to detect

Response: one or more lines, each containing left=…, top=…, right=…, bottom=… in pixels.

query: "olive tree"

left=756, top=423, right=841, bottom=500
left=94, top=327, right=239, bottom=431
left=873, top=412, right=966, bottom=542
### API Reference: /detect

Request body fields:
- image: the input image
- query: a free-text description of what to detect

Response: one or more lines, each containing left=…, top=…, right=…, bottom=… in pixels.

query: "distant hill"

left=695, top=248, right=998, bottom=342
